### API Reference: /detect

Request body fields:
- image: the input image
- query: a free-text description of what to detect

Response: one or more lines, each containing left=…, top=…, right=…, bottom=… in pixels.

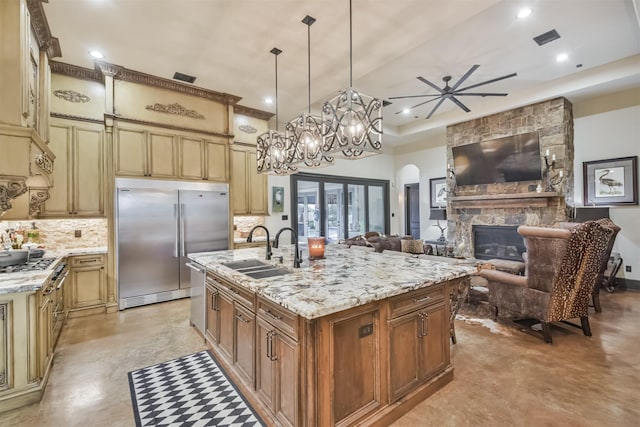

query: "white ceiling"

left=43, top=0, right=640, bottom=148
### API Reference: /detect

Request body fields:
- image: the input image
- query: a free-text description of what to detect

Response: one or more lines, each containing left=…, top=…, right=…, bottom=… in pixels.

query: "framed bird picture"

left=583, top=156, right=638, bottom=206
left=430, top=177, right=448, bottom=209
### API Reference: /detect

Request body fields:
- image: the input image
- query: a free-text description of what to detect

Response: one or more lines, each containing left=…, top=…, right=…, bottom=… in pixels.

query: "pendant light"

left=287, top=15, right=334, bottom=168
left=322, top=0, right=383, bottom=159
left=256, top=48, right=298, bottom=175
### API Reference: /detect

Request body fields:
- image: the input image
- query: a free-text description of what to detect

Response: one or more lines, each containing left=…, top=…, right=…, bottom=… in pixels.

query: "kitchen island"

left=189, top=244, right=477, bottom=427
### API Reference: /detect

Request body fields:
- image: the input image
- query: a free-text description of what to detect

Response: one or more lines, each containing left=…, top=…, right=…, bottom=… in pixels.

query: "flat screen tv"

left=452, top=131, right=542, bottom=186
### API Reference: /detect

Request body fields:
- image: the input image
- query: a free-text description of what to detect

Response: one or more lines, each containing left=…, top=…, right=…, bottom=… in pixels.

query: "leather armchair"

left=479, top=221, right=614, bottom=343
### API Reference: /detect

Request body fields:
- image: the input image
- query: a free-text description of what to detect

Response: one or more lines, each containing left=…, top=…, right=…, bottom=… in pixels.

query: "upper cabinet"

left=231, top=145, right=267, bottom=215
left=42, top=119, right=105, bottom=217
left=114, top=123, right=228, bottom=182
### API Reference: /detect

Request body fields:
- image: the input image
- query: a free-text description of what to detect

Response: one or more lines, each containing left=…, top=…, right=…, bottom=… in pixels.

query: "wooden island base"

left=205, top=270, right=464, bottom=427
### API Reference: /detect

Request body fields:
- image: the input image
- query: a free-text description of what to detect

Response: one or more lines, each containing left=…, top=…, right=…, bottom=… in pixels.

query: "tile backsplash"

left=1, top=218, right=108, bottom=250
left=233, top=216, right=265, bottom=239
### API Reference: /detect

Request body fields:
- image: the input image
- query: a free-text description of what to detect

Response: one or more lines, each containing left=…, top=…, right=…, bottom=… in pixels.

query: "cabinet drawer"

left=389, top=285, right=444, bottom=319
left=257, top=297, right=299, bottom=340
left=69, top=254, right=105, bottom=268
left=207, top=272, right=254, bottom=311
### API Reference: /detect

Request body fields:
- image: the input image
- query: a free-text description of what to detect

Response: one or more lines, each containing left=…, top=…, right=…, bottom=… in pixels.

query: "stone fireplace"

left=446, top=97, right=574, bottom=258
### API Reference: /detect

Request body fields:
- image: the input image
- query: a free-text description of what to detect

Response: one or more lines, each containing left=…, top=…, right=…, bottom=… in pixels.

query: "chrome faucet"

left=273, top=227, right=302, bottom=268
left=247, top=225, right=272, bottom=260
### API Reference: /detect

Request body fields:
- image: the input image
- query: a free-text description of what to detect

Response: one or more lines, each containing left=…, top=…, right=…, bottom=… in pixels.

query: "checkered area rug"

left=128, top=350, right=266, bottom=427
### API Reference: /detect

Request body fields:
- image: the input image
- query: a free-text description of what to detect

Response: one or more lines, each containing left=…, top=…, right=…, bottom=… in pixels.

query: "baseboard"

left=617, top=278, right=640, bottom=291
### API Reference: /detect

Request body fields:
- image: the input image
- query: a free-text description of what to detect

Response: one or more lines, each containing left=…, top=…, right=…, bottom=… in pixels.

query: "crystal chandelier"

left=287, top=15, right=334, bottom=168
left=322, top=0, right=383, bottom=159
left=256, top=48, right=298, bottom=175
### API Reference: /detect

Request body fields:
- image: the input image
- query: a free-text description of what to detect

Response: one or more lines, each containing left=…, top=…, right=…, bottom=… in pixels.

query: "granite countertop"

left=0, top=246, right=108, bottom=295
left=189, top=244, right=478, bottom=319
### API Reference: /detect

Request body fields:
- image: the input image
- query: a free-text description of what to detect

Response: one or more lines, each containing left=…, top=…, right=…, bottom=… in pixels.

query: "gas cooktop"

left=0, top=257, right=57, bottom=274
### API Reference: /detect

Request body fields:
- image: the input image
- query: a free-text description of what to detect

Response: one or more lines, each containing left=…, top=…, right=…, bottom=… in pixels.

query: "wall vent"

left=173, top=72, right=196, bottom=83
left=533, top=29, right=561, bottom=46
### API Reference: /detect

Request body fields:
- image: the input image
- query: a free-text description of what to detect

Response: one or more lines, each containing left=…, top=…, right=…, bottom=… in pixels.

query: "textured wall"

left=233, top=216, right=265, bottom=239
left=1, top=218, right=108, bottom=250
left=446, top=97, right=574, bottom=257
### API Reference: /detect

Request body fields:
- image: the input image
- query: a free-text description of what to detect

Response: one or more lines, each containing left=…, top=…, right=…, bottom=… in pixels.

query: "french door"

left=291, top=173, right=390, bottom=244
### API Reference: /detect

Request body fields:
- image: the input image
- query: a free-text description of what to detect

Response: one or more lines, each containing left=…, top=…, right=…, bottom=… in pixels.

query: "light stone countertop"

left=233, top=236, right=271, bottom=244
left=0, top=246, right=108, bottom=295
left=189, top=244, right=478, bottom=319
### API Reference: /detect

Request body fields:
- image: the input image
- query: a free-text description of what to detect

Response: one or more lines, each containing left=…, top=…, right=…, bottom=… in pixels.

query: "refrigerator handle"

left=180, top=204, right=186, bottom=256
left=174, top=204, right=179, bottom=258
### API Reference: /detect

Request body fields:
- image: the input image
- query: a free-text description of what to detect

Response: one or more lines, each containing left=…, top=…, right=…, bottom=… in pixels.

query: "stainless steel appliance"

left=186, top=261, right=206, bottom=338
left=0, top=257, right=56, bottom=274
left=116, top=178, right=229, bottom=309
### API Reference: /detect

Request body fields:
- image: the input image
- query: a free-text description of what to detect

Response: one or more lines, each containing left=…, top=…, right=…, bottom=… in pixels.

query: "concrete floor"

left=1, top=290, right=638, bottom=427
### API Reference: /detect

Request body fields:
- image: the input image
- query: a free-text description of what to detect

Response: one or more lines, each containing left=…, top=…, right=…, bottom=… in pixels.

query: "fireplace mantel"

left=449, top=192, right=561, bottom=208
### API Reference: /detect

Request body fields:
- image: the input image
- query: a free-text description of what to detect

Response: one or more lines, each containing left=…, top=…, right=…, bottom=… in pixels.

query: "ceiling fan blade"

left=410, top=96, right=442, bottom=109
left=454, top=92, right=508, bottom=96
left=388, top=94, right=441, bottom=100
left=449, top=96, right=470, bottom=113
left=450, top=64, right=479, bottom=91
left=417, top=76, right=445, bottom=94
left=456, top=72, right=517, bottom=92
left=425, top=98, right=446, bottom=119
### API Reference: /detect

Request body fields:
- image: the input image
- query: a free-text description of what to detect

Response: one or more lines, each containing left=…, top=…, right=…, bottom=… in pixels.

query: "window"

left=291, top=172, right=390, bottom=244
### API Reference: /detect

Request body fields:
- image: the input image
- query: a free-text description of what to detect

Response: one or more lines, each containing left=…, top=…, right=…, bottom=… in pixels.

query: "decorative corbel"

left=29, top=188, right=50, bottom=217
left=0, top=177, right=28, bottom=212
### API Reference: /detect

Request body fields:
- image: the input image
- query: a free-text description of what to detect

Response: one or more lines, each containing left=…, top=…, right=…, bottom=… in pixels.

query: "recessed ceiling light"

left=517, top=8, right=532, bottom=19
left=264, top=97, right=273, bottom=104
left=556, top=53, right=569, bottom=62
left=402, top=108, right=410, bottom=114
left=89, top=50, right=104, bottom=59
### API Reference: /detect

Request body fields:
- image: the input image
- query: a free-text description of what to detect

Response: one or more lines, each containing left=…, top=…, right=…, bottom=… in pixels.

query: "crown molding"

left=50, top=112, right=104, bottom=125
left=50, top=60, right=243, bottom=106
left=106, top=114, right=234, bottom=139
left=113, top=65, right=242, bottom=105
left=27, top=0, right=62, bottom=58
left=50, top=61, right=102, bottom=82
left=233, top=105, right=274, bottom=121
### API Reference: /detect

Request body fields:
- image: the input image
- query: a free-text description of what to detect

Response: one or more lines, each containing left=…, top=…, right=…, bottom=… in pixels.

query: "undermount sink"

left=222, top=259, right=291, bottom=279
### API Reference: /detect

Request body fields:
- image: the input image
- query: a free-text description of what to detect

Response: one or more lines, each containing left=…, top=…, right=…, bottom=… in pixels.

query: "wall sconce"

left=543, top=149, right=563, bottom=192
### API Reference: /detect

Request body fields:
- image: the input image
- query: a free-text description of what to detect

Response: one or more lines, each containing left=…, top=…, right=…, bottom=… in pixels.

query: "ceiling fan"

left=388, top=65, right=517, bottom=119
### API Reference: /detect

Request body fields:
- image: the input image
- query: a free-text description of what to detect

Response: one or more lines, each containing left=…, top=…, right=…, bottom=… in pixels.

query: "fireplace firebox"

left=473, top=225, right=525, bottom=261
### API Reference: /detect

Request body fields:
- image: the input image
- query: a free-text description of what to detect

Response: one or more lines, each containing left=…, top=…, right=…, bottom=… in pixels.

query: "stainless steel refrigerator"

left=116, top=178, right=229, bottom=311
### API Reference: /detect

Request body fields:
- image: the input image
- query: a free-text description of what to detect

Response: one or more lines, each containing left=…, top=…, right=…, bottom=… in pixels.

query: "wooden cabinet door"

left=273, top=330, right=299, bottom=427
left=205, top=140, right=228, bottom=182
left=148, top=132, right=177, bottom=177
left=231, top=148, right=248, bottom=214
left=115, top=127, right=147, bottom=176
left=37, top=297, right=52, bottom=379
left=248, top=150, right=267, bottom=215
left=234, top=303, right=255, bottom=387
left=179, top=137, right=205, bottom=180
left=74, top=127, right=104, bottom=216
left=43, top=124, right=73, bottom=216
left=419, top=302, right=447, bottom=381
left=256, top=318, right=275, bottom=411
left=217, top=291, right=234, bottom=363
left=388, top=312, right=421, bottom=402
left=69, top=267, right=105, bottom=308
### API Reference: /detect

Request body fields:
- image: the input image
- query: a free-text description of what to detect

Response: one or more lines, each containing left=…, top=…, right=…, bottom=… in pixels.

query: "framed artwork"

left=430, top=177, right=447, bottom=209
left=272, top=186, right=285, bottom=213
left=583, top=156, right=638, bottom=206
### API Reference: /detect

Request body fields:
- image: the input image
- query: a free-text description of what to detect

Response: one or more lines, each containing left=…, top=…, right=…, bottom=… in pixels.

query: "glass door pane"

left=368, top=185, right=384, bottom=233
left=325, top=183, right=344, bottom=243
left=347, top=184, right=365, bottom=238
left=297, top=181, right=320, bottom=244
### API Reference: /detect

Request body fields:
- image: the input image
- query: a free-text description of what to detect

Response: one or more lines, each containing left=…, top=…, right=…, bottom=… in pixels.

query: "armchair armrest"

left=479, top=269, right=528, bottom=287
